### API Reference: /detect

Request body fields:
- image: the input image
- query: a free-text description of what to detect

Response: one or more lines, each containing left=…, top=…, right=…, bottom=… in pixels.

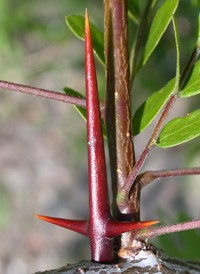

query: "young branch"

left=138, top=167, right=200, bottom=188
left=0, top=80, right=86, bottom=107
left=122, top=39, right=200, bottom=202
left=104, top=0, right=138, bottom=218
left=136, top=219, right=200, bottom=240
left=122, top=94, right=177, bottom=200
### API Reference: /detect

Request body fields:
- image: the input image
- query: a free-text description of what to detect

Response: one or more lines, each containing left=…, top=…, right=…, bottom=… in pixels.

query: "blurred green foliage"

left=0, top=184, right=11, bottom=228
left=0, top=0, right=103, bottom=53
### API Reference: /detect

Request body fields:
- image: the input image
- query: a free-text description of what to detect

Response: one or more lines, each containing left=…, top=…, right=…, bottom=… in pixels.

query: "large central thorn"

left=85, top=9, right=113, bottom=262
left=34, top=9, right=159, bottom=264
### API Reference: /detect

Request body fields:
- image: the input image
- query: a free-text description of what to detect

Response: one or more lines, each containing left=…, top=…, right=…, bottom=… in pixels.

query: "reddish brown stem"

left=125, top=35, right=200, bottom=203
left=0, top=80, right=86, bottom=107
left=136, top=219, right=200, bottom=240
left=104, top=0, right=137, bottom=219
left=138, top=167, right=200, bottom=188
left=122, top=94, right=177, bottom=203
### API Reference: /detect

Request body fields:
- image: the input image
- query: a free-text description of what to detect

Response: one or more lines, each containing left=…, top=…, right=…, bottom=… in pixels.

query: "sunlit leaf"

left=142, top=0, right=179, bottom=66
left=66, top=15, right=104, bottom=65
left=172, top=16, right=180, bottom=92
left=198, top=12, right=200, bottom=43
left=179, top=60, right=200, bottom=97
left=133, top=16, right=180, bottom=136
left=132, top=79, right=175, bottom=136
left=157, top=109, right=200, bottom=148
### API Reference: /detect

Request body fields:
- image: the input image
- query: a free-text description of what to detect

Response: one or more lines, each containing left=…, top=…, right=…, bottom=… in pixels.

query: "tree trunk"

left=34, top=246, right=200, bottom=274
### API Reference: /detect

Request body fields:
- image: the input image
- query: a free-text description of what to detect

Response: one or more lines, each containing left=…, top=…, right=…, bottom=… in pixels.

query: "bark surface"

left=34, top=248, right=200, bottom=274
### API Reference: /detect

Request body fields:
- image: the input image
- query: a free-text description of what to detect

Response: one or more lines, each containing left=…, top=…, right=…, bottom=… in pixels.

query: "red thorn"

left=34, top=215, right=88, bottom=236
left=85, top=6, right=110, bottom=223
left=85, top=9, right=112, bottom=262
left=85, top=9, right=89, bottom=33
left=106, top=220, right=160, bottom=237
left=33, top=10, right=160, bottom=264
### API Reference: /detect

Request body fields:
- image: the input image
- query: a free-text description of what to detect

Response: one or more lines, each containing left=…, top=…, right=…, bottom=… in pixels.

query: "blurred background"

left=0, top=1, right=199, bottom=273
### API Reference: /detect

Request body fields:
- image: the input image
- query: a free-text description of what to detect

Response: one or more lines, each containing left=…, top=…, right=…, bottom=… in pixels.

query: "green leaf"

left=172, top=16, right=180, bottom=92
left=157, top=109, right=200, bottom=148
left=132, top=79, right=175, bottom=136
left=128, top=0, right=140, bottom=24
left=64, top=87, right=87, bottom=120
left=132, top=16, right=180, bottom=135
left=179, top=60, right=200, bottom=98
left=133, top=12, right=180, bottom=136
left=66, top=15, right=104, bottom=65
left=198, top=12, right=200, bottom=45
left=142, top=0, right=179, bottom=66
left=63, top=87, right=107, bottom=138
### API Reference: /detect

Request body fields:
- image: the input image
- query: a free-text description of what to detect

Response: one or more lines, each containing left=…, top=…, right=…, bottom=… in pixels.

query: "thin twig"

left=123, top=41, right=200, bottom=199
left=122, top=94, right=177, bottom=197
left=136, top=219, right=200, bottom=240
left=0, top=80, right=86, bottom=107
left=138, top=167, right=200, bottom=188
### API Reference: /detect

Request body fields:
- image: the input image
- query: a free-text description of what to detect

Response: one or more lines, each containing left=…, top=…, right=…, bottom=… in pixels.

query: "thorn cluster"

left=35, top=10, right=158, bottom=263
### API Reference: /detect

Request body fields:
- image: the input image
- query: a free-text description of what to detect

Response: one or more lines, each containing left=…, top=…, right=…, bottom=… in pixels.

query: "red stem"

left=121, top=41, right=200, bottom=206
left=139, top=167, right=200, bottom=188
left=122, top=94, right=177, bottom=201
left=136, top=219, right=200, bottom=240
left=0, top=80, right=86, bottom=107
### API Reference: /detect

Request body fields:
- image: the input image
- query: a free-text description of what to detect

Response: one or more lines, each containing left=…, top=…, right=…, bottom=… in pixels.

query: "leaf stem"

left=138, top=167, right=200, bottom=188
left=0, top=80, right=86, bottom=107
left=136, top=219, right=200, bottom=240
